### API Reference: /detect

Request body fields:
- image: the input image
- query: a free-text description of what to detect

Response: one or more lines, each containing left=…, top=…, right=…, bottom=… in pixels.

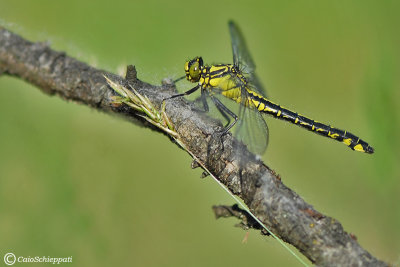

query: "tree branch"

left=0, top=27, right=388, bottom=266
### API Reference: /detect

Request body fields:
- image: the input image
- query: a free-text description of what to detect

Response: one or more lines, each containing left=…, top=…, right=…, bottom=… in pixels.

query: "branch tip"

left=125, top=65, right=137, bottom=83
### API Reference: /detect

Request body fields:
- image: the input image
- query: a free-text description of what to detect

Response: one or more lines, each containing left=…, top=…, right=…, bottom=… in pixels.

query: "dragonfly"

left=166, top=21, right=374, bottom=155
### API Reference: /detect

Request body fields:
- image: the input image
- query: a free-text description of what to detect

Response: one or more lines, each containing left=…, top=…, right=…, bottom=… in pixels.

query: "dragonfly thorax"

left=185, top=57, right=204, bottom=83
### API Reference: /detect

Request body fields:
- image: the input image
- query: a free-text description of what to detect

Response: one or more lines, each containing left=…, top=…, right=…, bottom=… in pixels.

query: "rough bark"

left=0, top=27, right=388, bottom=267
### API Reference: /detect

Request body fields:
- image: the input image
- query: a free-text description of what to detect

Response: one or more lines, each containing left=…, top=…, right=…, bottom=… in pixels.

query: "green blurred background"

left=0, top=1, right=399, bottom=266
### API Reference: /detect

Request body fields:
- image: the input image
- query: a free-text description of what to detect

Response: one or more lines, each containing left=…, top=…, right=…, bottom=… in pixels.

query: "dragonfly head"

left=185, top=57, right=203, bottom=83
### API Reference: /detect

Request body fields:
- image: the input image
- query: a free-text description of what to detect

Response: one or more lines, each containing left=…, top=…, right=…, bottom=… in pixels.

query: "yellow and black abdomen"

left=247, top=90, right=374, bottom=154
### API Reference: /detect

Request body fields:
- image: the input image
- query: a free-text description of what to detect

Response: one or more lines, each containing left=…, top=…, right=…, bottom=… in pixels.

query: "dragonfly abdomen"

left=247, top=91, right=374, bottom=154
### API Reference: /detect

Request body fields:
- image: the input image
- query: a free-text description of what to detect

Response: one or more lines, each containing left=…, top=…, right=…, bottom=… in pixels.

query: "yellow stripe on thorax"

left=207, top=66, right=237, bottom=90
left=205, top=65, right=243, bottom=102
left=209, top=65, right=229, bottom=73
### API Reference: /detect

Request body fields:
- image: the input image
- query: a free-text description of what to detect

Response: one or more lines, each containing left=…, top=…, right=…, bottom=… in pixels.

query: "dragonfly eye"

left=185, top=57, right=203, bottom=82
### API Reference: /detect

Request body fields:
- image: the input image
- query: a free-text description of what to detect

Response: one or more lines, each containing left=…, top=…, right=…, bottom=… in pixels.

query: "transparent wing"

left=228, top=20, right=268, bottom=97
left=234, top=92, right=269, bottom=156
left=211, top=84, right=269, bottom=156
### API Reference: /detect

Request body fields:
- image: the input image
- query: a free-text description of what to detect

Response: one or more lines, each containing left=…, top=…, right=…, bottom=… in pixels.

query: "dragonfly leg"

left=162, top=84, right=200, bottom=102
left=210, top=98, right=232, bottom=126
left=211, top=96, right=238, bottom=135
left=201, top=89, right=209, bottom=112
left=162, top=85, right=200, bottom=109
left=173, top=75, right=186, bottom=83
left=161, top=84, right=201, bottom=116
